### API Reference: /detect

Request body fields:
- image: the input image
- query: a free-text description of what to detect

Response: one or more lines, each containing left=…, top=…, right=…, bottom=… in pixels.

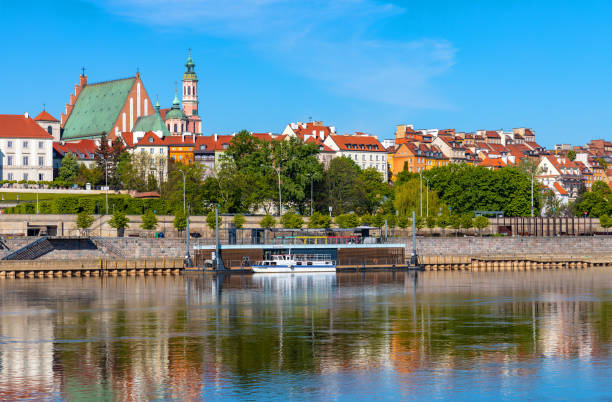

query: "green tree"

left=76, top=211, right=94, bottom=231
left=372, top=214, right=385, bottom=228
left=108, top=210, right=129, bottom=237
left=567, top=150, right=577, bottom=161
left=437, top=215, right=449, bottom=236
left=308, top=211, right=332, bottom=229
left=599, top=214, right=611, bottom=235
left=415, top=216, right=425, bottom=231
left=233, top=214, right=246, bottom=229
left=206, top=210, right=218, bottom=230
left=335, top=213, right=360, bottom=228
left=474, top=215, right=489, bottom=236
left=460, top=215, right=474, bottom=234
left=174, top=210, right=187, bottom=233
left=317, top=157, right=363, bottom=215
left=259, top=214, right=276, bottom=229
left=397, top=215, right=411, bottom=229
left=58, top=153, right=78, bottom=182
left=280, top=212, right=304, bottom=229
left=450, top=215, right=461, bottom=236
left=426, top=216, right=437, bottom=230
left=141, top=210, right=158, bottom=230
left=360, top=214, right=374, bottom=226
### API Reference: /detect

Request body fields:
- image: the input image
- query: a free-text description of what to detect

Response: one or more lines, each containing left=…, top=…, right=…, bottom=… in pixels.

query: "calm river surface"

left=0, top=270, right=611, bottom=401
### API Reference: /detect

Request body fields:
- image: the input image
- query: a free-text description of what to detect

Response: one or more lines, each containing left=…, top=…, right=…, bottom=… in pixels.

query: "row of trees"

left=54, top=131, right=550, bottom=221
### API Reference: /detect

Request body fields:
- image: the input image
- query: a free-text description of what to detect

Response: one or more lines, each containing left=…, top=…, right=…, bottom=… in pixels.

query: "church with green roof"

left=60, top=71, right=155, bottom=142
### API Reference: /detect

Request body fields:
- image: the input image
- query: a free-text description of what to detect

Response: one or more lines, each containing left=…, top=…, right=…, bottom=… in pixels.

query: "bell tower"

left=182, top=49, right=201, bottom=134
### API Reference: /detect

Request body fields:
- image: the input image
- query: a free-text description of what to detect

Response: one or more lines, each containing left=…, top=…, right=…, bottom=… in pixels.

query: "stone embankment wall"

left=414, top=236, right=612, bottom=257
left=2, top=235, right=611, bottom=261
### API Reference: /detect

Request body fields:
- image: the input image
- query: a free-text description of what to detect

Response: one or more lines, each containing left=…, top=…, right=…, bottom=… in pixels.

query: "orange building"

left=165, top=134, right=195, bottom=164
left=391, top=142, right=448, bottom=179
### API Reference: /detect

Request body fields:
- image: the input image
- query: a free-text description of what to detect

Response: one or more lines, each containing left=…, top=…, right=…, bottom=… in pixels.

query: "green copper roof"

left=62, top=77, right=136, bottom=140
left=184, top=51, right=197, bottom=81
left=165, top=93, right=187, bottom=120
left=133, top=109, right=170, bottom=136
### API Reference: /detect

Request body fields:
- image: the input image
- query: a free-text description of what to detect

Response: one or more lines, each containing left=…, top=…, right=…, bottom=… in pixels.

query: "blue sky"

left=1, top=0, right=612, bottom=145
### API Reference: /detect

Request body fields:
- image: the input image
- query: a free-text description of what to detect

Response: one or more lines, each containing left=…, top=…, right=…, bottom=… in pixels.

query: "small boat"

left=252, top=253, right=336, bottom=273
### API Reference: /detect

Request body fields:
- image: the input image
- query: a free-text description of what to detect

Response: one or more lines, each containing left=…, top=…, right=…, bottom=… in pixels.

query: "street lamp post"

left=276, top=166, right=282, bottom=217
left=531, top=172, right=534, bottom=218
left=104, top=159, right=108, bottom=215
left=426, top=178, right=429, bottom=217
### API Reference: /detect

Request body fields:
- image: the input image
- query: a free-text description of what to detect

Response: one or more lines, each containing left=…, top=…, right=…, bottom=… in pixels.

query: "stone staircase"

left=91, top=237, right=126, bottom=258
left=2, top=237, right=54, bottom=260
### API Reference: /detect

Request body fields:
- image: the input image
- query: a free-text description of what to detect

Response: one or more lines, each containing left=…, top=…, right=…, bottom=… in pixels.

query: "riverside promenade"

left=0, top=235, right=609, bottom=278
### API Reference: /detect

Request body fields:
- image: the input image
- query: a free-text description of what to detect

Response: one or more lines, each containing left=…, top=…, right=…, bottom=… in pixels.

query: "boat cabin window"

left=307, top=262, right=313, bottom=265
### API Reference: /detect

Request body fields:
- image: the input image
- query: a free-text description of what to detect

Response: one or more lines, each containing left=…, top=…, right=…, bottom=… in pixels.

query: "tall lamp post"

left=276, top=166, right=282, bottom=217
left=309, top=173, right=314, bottom=216
left=104, top=158, right=108, bottom=215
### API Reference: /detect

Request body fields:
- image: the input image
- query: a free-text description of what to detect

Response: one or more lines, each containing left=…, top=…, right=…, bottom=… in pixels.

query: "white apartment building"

left=0, top=113, right=54, bottom=181
left=324, top=134, right=388, bottom=181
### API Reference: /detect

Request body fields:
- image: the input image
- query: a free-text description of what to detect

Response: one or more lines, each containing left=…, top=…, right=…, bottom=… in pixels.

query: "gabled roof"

left=485, top=130, right=501, bottom=138
left=252, top=133, right=273, bottom=142
left=0, top=115, right=54, bottom=139
left=121, top=131, right=134, bottom=148
left=328, top=134, right=385, bottom=152
left=53, top=139, right=98, bottom=159
left=553, top=182, right=568, bottom=195
left=292, top=122, right=333, bottom=139
left=480, top=157, right=506, bottom=168
left=62, top=77, right=136, bottom=140
left=135, top=131, right=166, bottom=146
left=305, top=137, right=334, bottom=152
left=34, top=110, right=59, bottom=122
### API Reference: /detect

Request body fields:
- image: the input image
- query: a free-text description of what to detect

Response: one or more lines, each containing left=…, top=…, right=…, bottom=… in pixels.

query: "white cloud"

left=93, top=0, right=456, bottom=108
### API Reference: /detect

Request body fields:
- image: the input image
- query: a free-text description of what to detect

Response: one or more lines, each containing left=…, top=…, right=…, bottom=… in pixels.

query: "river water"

left=0, top=270, right=610, bottom=401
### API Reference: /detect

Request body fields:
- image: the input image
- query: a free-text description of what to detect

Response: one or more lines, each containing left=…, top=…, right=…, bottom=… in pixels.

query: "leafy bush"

left=280, top=212, right=304, bottom=229
left=233, top=214, right=246, bottom=229
left=206, top=210, right=217, bottom=230
left=372, top=214, right=385, bottom=228
left=335, top=213, right=360, bottom=228
left=426, top=216, right=437, bottom=229
left=76, top=211, right=94, bottom=229
left=260, top=214, right=276, bottom=229
left=109, top=210, right=130, bottom=229
left=308, top=211, right=332, bottom=229
left=474, top=216, right=489, bottom=236
left=397, top=215, right=411, bottom=229
left=141, top=210, right=158, bottom=230
left=173, top=210, right=187, bottom=232
left=460, top=215, right=474, bottom=230
left=360, top=214, right=374, bottom=226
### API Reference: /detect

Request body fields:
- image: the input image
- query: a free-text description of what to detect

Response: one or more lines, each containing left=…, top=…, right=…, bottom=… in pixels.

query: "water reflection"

left=0, top=270, right=610, bottom=400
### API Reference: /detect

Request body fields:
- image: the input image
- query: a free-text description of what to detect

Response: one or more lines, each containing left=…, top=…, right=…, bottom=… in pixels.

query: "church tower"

left=182, top=50, right=202, bottom=134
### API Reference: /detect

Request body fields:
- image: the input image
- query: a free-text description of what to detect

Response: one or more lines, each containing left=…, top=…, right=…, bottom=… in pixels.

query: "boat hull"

left=252, top=265, right=336, bottom=273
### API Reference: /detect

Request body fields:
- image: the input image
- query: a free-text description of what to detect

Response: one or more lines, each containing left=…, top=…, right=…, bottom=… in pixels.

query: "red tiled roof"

left=480, top=157, right=506, bottom=168
left=0, top=115, right=54, bottom=139
left=135, top=131, right=166, bottom=146
left=163, top=135, right=195, bottom=146
left=553, top=182, right=568, bottom=195
left=194, top=134, right=236, bottom=151
left=121, top=131, right=134, bottom=148
left=293, top=122, right=332, bottom=139
left=34, top=110, right=59, bottom=122
left=133, top=191, right=161, bottom=198
left=305, top=137, right=334, bottom=152
left=329, top=134, right=385, bottom=152
left=485, top=130, right=501, bottom=138
left=53, top=139, right=98, bottom=159
left=252, top=133, right=273, bottom=142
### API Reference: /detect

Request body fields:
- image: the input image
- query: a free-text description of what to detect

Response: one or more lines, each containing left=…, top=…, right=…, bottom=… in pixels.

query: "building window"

left=7, top=156, right=12, bottom=166
left=23, top=173, right=28, bottom=181
left=188, top=86, right=191, bottom=95
left=38, top=141, right=44, bottom=149
left=23, top=156, right=28, bottom=166
left=179, top=155, right=183, bottom=160
left=159, top=148, right=163, bottom=154
left=38, top=156, right=44, bottom=167
left=7, top=141, right=12, bottom=148
left=167, top=124, right=170, bottom=130
left=23, top=141, right=28, bottom=149
left=174, top=124, right=177, bottom=132
left=47, top=126, right=52, bottom=135
left=7, top=173, right=13, bottom=180
left=39, top=173, right=44, bottom=181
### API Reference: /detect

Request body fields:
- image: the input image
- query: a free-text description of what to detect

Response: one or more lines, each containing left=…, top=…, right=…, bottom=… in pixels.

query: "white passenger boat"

left=252, top=253, right=336, bottom=273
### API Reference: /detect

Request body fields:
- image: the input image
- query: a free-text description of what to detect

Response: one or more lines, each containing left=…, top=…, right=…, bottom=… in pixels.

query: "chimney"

left=214, top=133, right=218, bottom=142
left=24, top=112, right=29, bottom=118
